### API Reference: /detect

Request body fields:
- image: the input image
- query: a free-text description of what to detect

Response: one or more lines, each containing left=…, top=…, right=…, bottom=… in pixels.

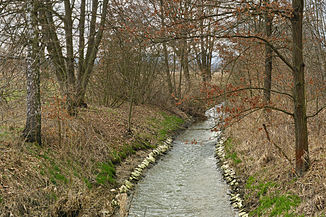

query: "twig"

left=307, top=105, right=326, bottom=119
left=262, top=124, right=293, bottom=167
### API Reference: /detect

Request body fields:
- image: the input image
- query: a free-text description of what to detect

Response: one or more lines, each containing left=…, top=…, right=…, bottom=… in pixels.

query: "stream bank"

left=0, top=104, right=189, bottom=216
left=121, top=108, right=239, bottom=217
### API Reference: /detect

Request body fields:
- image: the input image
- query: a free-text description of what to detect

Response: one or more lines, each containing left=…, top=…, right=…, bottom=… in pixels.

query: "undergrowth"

left=0, top=103, right=186, bottom=216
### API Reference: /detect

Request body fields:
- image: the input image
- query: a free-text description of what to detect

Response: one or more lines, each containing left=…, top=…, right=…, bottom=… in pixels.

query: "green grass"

left=246, top=176, right=276, bottom=197
left=224, top=138, right=242, bottom=165
left=46, top=192, right=57, bottom=202
left=155, top=112, right=184, bottom=141
left=246, top=176, right=301, bottom=216
left=28, top=146, right=68, bottom=185
left=111, top=150, right=122, bottom=164
left=84, top=178, right=93, bottom=189
left=110, top=144, right=138, bottom=164
left=250, top=193, right=301, bottom=216
left=0, top=126, right=20, bottom=141
left=95, top=161, right=116, bottom=185
left=48, top=163, right=68, bottom=185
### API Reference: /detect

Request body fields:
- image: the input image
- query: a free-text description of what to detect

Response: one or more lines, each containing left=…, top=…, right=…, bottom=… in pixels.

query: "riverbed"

left=128, top=109, right=237, bottom=217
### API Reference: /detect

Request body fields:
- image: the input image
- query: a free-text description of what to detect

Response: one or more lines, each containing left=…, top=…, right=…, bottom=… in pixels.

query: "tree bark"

left=160, top=0, right=173, bottom=96
left=23, top=0, right=41, bottom=145
left=183, top=38, right=191, bottom=93
left=264, top=0, right=273, bottom=103
left=291, top=0, right=310, bottom=176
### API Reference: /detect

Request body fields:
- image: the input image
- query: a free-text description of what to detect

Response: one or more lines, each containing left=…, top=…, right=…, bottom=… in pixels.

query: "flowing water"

left=128, top=107, right=237, bottom=217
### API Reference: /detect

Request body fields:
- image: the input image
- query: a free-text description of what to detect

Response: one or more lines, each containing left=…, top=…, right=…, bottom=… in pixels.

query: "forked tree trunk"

left=39, top=0, right=108, bottom=116
left=23, top=0, right=41, bottom=145
left=291, top=0, right=310, bottom=176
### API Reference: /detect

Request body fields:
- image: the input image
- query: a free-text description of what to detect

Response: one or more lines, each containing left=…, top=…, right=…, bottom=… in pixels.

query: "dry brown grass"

left=0, top=98, right=185, bottom=216
left=226, top=106, right=326, bottom=216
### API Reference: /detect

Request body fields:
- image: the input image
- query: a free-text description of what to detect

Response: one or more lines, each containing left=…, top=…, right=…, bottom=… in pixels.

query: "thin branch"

left=307, top=105, right=326, bottom=119
left=264, top=106, right=294, bottom=117
left=195, top=86, right=294, bottom=100
left=155, top=34, right=295, bottom=73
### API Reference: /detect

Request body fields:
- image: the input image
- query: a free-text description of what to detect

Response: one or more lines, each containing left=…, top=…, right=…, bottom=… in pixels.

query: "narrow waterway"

left=128, top=108, right=237, bottom=217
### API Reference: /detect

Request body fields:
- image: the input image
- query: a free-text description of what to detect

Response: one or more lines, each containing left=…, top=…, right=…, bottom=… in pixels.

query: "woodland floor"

left=225, top=111, right=326, bottom=216
left=0, top=103, right=187, bottom=216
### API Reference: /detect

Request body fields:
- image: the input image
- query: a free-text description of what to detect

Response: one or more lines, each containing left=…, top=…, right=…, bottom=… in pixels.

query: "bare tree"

left=39, top=0, right=109, bottom=115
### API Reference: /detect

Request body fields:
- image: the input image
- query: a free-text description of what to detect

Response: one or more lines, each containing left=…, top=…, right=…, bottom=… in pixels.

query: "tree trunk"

left=264, top=0, right=273, bottom=103
left=160, top=0, right=173, bottom=96
left=23, top=0, right=41, bottom=145
left=183, top=39, right=191, bottom=93
left=291, top=0, right=310, bottom=176
left=40, top=0, right=108, bottom=116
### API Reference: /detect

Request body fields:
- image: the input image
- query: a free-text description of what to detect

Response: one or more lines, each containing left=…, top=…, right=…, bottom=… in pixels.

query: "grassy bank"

left=0, top=104, right=186, bottom=216
left=225, top=111, right=326, bottom=216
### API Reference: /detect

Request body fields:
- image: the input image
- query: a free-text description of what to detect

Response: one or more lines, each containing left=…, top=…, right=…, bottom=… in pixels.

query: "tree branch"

left=307, top=105, right=326, bottom=119
left=195, top=86, right=294, bottom=100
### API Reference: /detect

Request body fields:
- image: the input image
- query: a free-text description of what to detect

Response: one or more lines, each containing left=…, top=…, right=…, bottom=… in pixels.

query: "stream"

left=128, top=107, right=237, bottom=217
